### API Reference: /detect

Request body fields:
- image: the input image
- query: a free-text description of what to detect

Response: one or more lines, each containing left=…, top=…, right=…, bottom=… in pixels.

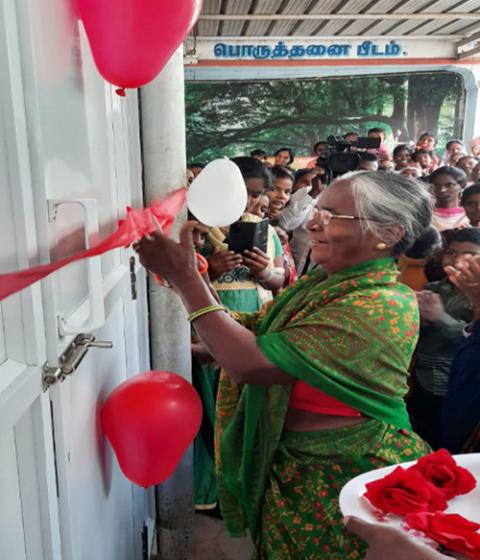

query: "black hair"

left=367, top=127, right=386, bottom=136
left=250, top=149, right=267, bottom=158
left=446, top=139, right=463, bottom=150
left=446, top=227, right=480, bottom=246
left=412, top=149, right=433, bottom=161
left=404, top=225, right=442, bottom=259
left=271, top=165, right=294, bottom=183
left=418, top=132, right=435, bottom=142
left=189, top=162, right=205, bottom=169
left=230, top=156, right=272, bottom=190
left=462, top=182, right=480, bottom=206
left=313, top=141, right=328, bottom=151
left=429, top=166, right=468, bottom=189
left=274, top=147, right=295, bottom=165
left=359, top=152, right=379, bottom=162
left=344, top=132, right=358, bottom=138
left=294, top=168, right=316, bottom=183
left=457, top=155, right=479, bottom=166
left=393, top=144, right=412, bottom=158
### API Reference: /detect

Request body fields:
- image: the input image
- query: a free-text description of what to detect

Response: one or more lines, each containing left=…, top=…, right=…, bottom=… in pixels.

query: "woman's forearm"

left=176, top=275, right=293, bottom=385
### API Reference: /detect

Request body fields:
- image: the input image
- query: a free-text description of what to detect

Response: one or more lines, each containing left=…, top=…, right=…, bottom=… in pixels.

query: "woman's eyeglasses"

left=309, top=207, right=365, bottom=226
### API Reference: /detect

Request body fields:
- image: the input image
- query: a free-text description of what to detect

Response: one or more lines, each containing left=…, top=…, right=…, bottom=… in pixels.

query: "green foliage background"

left=185, top=71, right=465, bottom=163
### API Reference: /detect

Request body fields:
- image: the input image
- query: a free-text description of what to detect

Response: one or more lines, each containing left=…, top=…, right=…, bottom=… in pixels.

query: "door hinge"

left=130, top=256, right=137, bottom=300
left=42, top=333, right=113, bottom=391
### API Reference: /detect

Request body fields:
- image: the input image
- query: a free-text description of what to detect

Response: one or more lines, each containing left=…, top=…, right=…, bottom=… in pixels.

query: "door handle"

left=47, top=198, right=105, bottom=335
left=42, top=333, right=113, bottom=390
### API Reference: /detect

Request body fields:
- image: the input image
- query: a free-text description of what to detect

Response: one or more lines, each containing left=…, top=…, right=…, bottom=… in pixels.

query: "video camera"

left=316, top=135, right=381, bottom=183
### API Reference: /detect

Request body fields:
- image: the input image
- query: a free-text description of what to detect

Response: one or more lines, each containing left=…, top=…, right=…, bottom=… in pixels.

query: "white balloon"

left=187, top=159, right=247, bottom=227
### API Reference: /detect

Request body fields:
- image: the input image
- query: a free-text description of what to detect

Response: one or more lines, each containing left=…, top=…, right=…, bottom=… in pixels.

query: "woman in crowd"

left=273, top=147, right=295, bottom=168
left=399, top=166, right=422, bottom=180
left=393, top=144, right=413, bottom=170
left=409, top=228, right=480, bottom=448
left=440, top=253, right=480, bottom=454
left=456, top=154, right=479, bottom=185
left=442, top=139, right=464, bottom=165
left=429, top=166, right=470, bottom=231
left=462, top=182, right=480, bottom=227
left=206, top=157, right=285, bottom=313
left=292, top=168, right=318, bottom=193
left=192, top=157, right=284, bottom=511
left=135, top=171, right=433, bottom=559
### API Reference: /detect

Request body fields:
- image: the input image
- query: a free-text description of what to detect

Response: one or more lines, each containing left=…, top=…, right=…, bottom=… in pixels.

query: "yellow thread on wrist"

left=187, top=305, right=226, bottom=323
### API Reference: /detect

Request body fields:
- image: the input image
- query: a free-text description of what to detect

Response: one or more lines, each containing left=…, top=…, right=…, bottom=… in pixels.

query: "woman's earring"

left=376, top=242, right=387, bottom=250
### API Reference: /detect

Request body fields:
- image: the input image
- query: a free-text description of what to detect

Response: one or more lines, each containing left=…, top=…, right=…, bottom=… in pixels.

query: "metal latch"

left=42, top=333, right=113, bottom=391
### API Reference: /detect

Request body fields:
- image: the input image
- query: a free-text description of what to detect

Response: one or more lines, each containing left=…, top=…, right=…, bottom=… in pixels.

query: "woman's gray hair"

left=340, top=171, right=433, bottom=255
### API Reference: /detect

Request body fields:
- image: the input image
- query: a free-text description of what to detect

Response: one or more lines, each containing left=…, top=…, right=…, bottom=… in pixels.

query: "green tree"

left=185, top=72, right=464, bottom=162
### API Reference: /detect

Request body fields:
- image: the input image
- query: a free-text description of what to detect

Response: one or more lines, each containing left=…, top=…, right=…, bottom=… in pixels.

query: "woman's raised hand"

left=133, top=221, right=198, bottom=289
left=445, top=254, right=480, bottom=314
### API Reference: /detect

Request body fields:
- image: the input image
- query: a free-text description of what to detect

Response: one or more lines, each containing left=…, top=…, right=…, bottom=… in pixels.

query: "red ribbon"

left=0, top=188, right=186, bottom=302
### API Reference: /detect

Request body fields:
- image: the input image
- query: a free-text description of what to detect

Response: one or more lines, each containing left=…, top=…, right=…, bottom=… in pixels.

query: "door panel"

left=1, top=1, right=150, bottom=558
left=0, top=429, right=27, bottom=560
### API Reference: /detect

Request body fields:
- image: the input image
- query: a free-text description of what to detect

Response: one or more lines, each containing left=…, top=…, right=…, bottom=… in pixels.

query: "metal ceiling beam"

left=197, top=34, right=467, bottom=40
left=458, top=44, right=480, bottom=59
left=457, top=29, right=480, bottom=48
left=200, top=13, right=480, bottom=21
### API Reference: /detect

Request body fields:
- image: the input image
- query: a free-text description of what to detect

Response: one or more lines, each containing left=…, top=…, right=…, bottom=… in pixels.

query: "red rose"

left=364, top=466, right=448, bottom=515
left=406, top=512, right=480, bottom=560
left=409, top=449, right=477, bottom=500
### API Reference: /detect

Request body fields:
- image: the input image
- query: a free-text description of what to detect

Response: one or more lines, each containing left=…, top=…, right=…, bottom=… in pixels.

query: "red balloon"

left=77, top=0, right=203, bottom=90
left=101, top=370, right=202, bottom=487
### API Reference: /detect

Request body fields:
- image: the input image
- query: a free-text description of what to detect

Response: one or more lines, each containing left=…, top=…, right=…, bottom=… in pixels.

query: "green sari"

left=215, top=258, right=430, bottom=559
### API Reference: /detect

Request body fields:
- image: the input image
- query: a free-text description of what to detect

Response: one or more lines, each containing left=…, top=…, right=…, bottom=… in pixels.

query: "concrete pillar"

left=140, top=46, right=193, bottom=560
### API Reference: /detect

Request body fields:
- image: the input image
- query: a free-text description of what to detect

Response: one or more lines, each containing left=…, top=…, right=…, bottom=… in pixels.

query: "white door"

left=0, top=1, right=153, bottom=559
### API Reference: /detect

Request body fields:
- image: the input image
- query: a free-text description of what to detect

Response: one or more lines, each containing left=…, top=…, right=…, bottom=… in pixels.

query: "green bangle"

left=187, top=305, right=226, bottom=323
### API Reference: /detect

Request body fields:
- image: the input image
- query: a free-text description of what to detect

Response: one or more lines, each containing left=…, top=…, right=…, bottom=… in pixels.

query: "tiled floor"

left=192, top=513, right=253, bottom=560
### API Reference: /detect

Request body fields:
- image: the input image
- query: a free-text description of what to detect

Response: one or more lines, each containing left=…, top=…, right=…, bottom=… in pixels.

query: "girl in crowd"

left=393, top=144, right=413, bottom=170
left=416, top=132, right=440, bottom=167
left=192, top=157, right=284, bottom=511
left=413, top=149, right=436, bottom=176
left=135, top=171, right=433, bottom=559
left=462, top=182, right=480, bottom=227
left=273, top=147, right=295, bottom=168
left=265, top=166, right=294, bottom=224
left=456, top=155, right=479, bottom=185
left=429, top=166, right=470, bottom=231
left=409, top=228, right=480, bottom=448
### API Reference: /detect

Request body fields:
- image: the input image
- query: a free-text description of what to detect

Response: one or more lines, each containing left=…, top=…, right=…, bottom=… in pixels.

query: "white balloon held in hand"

left=187, top=159, right=247, bottom=227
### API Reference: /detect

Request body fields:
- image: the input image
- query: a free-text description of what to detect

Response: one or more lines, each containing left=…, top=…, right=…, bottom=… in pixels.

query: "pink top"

left=289, top=381, right=361, bottom=416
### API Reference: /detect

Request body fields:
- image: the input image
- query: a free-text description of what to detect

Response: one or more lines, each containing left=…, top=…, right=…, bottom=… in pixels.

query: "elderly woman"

left=135, top=171, right=432, bottom=559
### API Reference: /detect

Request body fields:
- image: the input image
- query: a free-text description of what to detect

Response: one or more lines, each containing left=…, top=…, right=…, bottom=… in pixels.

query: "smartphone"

left=226, top=219, right=269, bottom=254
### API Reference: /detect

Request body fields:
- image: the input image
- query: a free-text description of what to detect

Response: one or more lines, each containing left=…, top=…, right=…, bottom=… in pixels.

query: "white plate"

left=339, top=453, right=480, bottom=556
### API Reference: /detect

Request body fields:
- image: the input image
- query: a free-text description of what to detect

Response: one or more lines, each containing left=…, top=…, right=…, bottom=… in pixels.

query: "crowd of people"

left=135, top=128, right=480, bottom=559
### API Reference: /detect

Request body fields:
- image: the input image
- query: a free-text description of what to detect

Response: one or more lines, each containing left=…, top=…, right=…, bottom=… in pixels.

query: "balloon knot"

left=115, top=88, right=126, bottom=97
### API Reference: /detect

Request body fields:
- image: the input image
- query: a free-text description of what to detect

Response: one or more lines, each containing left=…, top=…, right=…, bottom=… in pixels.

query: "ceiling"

left=195, top=0, right=480, bottom=57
